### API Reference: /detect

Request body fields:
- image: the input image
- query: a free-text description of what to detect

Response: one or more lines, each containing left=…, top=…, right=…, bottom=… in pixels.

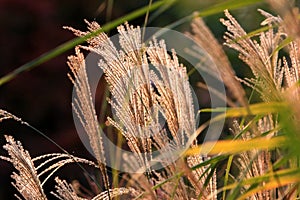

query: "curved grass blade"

left=196, top=0, right=264, bottom=17
left=153, top=0, right=264, bottom=38
left=0, top=0, right=176, bottom=86
left=228, top=168, right=300, bottom=200
left=184, top=136, right=286, bottom=156
left=223, top=155, right=234, bottom=199
left=186, top=102, right=287, bottom=149
left=201, top=102, right=288, bottom=122
left=0, top=0, right=265, bottom=87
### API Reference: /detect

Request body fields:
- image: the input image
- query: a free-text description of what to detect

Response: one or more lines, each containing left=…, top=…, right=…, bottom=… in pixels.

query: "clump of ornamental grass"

left=1, top=1, right=300, bottom=199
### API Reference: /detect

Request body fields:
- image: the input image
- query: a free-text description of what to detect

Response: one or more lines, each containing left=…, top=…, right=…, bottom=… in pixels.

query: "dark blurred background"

left=0, top=0, right=267, bottom=198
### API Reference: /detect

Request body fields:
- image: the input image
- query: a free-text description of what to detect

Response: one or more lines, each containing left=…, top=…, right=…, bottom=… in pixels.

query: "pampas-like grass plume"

left=187, top=14, right=248, bottom=108
left=65, top=21, right=217, bottom=199
left=0, top=135, right=47, bottom=200
left=67, top=46, right=110, bottom=192
left=221, top=8, right=300, bottom=102
left=1, top=133, right=100, bottom=199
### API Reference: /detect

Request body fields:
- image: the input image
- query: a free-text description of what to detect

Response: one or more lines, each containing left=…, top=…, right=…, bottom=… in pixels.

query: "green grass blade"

left=0, top=0, right=265, bottom=86
left=0, top=0, right=176, bottom=86
left=159, top=0, right=264, bottom=32
left=223, top=155, right=234, bottom=199
left=222, top=168, right=300, bottom=199
left=236, top=168, right=300, bottom=200
left=197, top=0, right=264, bottom=17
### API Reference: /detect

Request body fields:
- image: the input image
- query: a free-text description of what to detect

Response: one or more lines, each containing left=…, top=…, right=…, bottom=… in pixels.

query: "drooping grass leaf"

left=197, top=0, right=264, bottom=17
left=202, top=102, right=288, bottom=121
left=0, top=0, right=265, bottom=86
left=224, top=168, right=300, bottom=200
left=0, top=0, right=176, bottom=86
left=184, top=136, right=286, bottom=156
left=186, top=102, right=287, bottom=148
left=223, top=155, right=234, bottom=199
left=158, top=0, right=264, bottom=33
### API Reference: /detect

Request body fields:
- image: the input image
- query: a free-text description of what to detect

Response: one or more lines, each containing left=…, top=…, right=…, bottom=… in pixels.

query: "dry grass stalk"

left=0, top=135, right=47, bottom=200
left=221, top=9, right=285, bottom=102
left=222, top=7, right=300, bottom=198
left=1, top=133, right=99, bottom=199
left=221, top=8, right=300, bottom=103
left=67, top=47, right=110, bottom=191
left=232, top=117, right=276, bottom=199
left=187, top=15, right=248, bottom=107
left=0, top=109, right=27, bottom=124
left=266, top=0, right=300, bottom=42
left=52, top=177, right=85, bottom=200
left=66, top=21, right=217, bottom=199
left=52, top=177, right=139, bottom=200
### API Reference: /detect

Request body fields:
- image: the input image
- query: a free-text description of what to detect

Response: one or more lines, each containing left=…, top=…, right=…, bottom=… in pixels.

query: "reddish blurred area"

left=0, top=0, right=148, bottom=198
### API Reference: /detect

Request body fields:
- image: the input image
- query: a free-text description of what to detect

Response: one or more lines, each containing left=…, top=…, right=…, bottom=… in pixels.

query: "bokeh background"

left=0, top=0, right=268, bottom=198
